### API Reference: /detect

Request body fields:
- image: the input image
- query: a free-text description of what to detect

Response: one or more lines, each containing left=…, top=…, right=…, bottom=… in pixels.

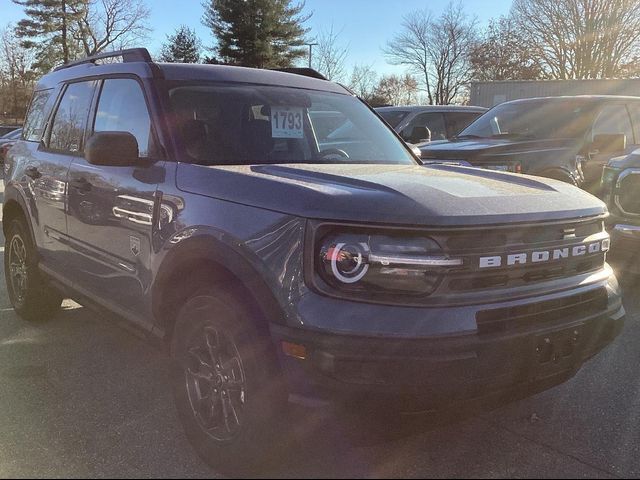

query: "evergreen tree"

left=12, top=0, right=88, bottom=68
left=202, top=0, right=310, bottom=68
left=160, top=26, right=202, bottom=63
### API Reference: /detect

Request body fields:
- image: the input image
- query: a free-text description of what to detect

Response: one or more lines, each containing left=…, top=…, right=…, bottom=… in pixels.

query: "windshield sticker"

left=271, top=107, right=304, bottom=139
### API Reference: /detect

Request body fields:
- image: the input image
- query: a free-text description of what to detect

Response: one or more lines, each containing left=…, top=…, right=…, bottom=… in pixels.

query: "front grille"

left=618, top=172, right=640, bottom=216
left=476, top=288, right=608, bottom=335
left=431, top=217, right=607, bottom=296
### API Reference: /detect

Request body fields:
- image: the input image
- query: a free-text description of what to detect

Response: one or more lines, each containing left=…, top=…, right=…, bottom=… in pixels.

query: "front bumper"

left=272, top=275, right=624, bottom=409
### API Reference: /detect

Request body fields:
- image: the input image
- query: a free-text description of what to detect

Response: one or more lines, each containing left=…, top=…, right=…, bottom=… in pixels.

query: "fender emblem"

left=130, top=236, right=141, bottom=257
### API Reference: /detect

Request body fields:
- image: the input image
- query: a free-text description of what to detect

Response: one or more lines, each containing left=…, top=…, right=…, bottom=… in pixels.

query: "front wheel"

left=4, top=218, right=63, bottom=322
left=171, top=287, right=287, bottom=474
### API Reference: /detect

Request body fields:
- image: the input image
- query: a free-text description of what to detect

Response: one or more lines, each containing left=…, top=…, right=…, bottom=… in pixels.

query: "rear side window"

left=93, top=79, right=156, bottom=157
left=48, top=81, right=97, bottom=153
left=23, top=90, right=54, bottom=142
left=593, top=104, right=634, bottom=144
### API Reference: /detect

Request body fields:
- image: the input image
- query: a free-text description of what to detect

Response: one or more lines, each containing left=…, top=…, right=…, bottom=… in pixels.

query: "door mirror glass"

left=85, top=131, right=139, bottom=166
left=592, top=133, right=627, bottom=154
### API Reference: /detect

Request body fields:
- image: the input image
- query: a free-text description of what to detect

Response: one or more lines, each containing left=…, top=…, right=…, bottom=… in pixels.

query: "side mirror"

left=85, top=131, right=139, bottom=167
left=592, top=134, right=627, bottom=154
left=402, top=127, right=431, bottom=143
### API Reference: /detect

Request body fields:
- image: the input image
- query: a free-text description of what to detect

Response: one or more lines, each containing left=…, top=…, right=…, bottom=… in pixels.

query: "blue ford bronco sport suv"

left=4, top=49, right=625, bottom=471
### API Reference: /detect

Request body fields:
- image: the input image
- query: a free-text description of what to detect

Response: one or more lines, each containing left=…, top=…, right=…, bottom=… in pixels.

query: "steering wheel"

left=319, top=148, right=350, bottom=161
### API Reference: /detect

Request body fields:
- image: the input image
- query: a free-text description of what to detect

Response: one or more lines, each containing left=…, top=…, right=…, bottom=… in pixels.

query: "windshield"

left=169, top=84, right=416, bottom=166
left=461, top=100, right=598, bottom=140
left=377, top=110, right=410, bottom=128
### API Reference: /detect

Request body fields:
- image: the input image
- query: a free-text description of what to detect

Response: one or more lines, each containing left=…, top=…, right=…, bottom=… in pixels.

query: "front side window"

left=446, top=112, right=483, bottom=137
left=402, top=113, right=447, bottom=141
left=461, top=100, right=598, bottom=140
left=48, top=81, right=96, bottom=153
left=169, top=83, right=416, bottom=166
left=93, top=79, right=156, bottom=157
left=23, top=89, right=54, bottom=142
left=593, top=104, right=634, bottom=144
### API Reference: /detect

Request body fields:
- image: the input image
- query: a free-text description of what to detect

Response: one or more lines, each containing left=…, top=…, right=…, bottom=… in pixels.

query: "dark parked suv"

left=419, top=96, right=640, bottom=192
left=601, top=152, right=640, bottom=273
left=4, top=49, right=625, bottom=472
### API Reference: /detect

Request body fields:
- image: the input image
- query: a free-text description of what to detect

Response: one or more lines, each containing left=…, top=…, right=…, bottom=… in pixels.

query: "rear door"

left=31, top=81, right=97, bottom=271
left=65, top=77, right=165, bottom=321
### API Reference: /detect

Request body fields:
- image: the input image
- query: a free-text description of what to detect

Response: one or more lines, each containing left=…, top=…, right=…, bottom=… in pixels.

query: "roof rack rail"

left=271, top=67, right=327, bottom=81
left=54, top=48, right=153, bottom=72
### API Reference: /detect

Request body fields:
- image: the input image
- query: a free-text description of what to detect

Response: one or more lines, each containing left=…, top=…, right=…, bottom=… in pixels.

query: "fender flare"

left=152, top=228, right=287, bottom=335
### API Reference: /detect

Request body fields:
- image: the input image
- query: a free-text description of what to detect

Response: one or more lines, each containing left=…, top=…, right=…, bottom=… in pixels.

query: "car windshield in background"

left=461, top=100, right=598, bottom=140
left=169, top=84, right=416, bottom=166
left=378, top=110, right=410, bottom=128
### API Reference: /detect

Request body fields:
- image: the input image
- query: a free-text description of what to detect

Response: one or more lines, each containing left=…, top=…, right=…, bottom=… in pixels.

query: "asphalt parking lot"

left=0, top=179, right=639, bottom=479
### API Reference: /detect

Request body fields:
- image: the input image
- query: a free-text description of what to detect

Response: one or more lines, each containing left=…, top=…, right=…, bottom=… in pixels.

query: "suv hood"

left=177, top=163, right=605, bottom=226
left=419, top=138, right=580, bottom=164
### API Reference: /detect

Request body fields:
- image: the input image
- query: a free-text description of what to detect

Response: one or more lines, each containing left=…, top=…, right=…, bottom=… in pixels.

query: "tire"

left=4, top=218, right=63, bottom=322
left=170, top=286, right=288, bottom=474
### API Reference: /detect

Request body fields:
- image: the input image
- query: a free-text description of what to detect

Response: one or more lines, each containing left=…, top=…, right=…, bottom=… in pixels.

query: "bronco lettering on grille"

left=479, top=239, right=610, bottom=269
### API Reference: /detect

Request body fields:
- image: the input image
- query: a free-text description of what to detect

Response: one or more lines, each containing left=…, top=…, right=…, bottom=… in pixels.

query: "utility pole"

left=304, top=43, right=318, bottom=69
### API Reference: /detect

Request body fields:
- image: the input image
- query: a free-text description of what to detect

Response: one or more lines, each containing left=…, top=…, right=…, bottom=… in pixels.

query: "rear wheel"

left=4, top=218, right=63, bottom=322
left=171, top=287, right=287, bottom=474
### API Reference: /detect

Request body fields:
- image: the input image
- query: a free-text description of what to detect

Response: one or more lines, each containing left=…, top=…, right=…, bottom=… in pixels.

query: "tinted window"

left=593, top=104, right=634, bottom=144
left=462, top=100, right=598, bottom=140
left=446, top=112, right=483, bottom=137
left=94, top=79, right=155, bottom=157
left=402, top=113, right=447, bottom=141
left=169, top=84, right=415, bottom=166
left=23, top=90, right=53, bottom=142
left=378, top=110, right=410, bottom=128
left=629, top=103, right=640, bottom=144
left=49, top=81, right=96, bottom=152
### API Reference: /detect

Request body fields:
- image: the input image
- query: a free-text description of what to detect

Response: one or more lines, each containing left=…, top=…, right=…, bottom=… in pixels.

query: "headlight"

left=317, top=232, right=462, bottom=297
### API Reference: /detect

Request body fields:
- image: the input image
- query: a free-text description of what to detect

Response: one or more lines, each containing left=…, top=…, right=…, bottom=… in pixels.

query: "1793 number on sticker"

left=271, top=107, right=304, bottom=139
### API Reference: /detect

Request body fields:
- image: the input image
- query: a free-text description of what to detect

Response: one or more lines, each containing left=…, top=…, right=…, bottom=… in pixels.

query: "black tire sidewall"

left=4, top=218, right=62, bottom=321
left=170, top=287, right=287, bottom=473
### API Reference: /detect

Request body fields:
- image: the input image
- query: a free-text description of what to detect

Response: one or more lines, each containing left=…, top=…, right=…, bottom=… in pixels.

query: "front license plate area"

left=532, top=326, right=583, bottom=378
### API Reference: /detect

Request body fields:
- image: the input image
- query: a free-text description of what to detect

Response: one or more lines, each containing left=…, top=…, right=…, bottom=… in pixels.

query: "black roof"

left=36, top=48, right=348, bottom=95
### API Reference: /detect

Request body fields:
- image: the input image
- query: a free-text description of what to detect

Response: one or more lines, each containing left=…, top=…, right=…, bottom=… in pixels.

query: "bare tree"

left=313, top=24, right=349, bottom=81
left=513, top=0, right=640, bottom=79
left=348, top=63, right=378, bottom=101
left=384, top=2, right=478, bottom=105
left=428, top=3, right=478, bottom=105
left=73, top=0, right=151, bottom=56
left=383, top=9, right=434, bottom=104
left=470, top=16, right=544, bottom=81
left=0, top=24, right=36, bottom=124
left=373, top=73, right=419, bottom=106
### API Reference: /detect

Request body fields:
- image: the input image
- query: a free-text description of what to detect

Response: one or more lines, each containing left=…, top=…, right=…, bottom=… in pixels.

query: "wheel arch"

left=152, top=232, right=286, bottom=344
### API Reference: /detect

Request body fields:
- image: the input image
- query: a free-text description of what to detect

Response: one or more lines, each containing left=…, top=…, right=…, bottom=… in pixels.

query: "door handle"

left=25, top=166, right=41, bottom=180
left=69, top=177, right=92, bottom=193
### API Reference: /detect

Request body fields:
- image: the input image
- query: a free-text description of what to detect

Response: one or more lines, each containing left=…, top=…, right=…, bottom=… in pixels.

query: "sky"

left=1, top=0, right=512, bottom=76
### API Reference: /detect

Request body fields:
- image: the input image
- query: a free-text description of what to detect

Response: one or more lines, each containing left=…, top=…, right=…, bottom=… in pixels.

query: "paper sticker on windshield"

left=271, top=107, right=304, bottom=139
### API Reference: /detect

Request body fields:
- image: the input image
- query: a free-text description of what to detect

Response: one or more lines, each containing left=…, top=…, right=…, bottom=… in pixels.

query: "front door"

left=585, top=103, right=637, bottom=195
left=66, top=78, right=165, bottom=321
